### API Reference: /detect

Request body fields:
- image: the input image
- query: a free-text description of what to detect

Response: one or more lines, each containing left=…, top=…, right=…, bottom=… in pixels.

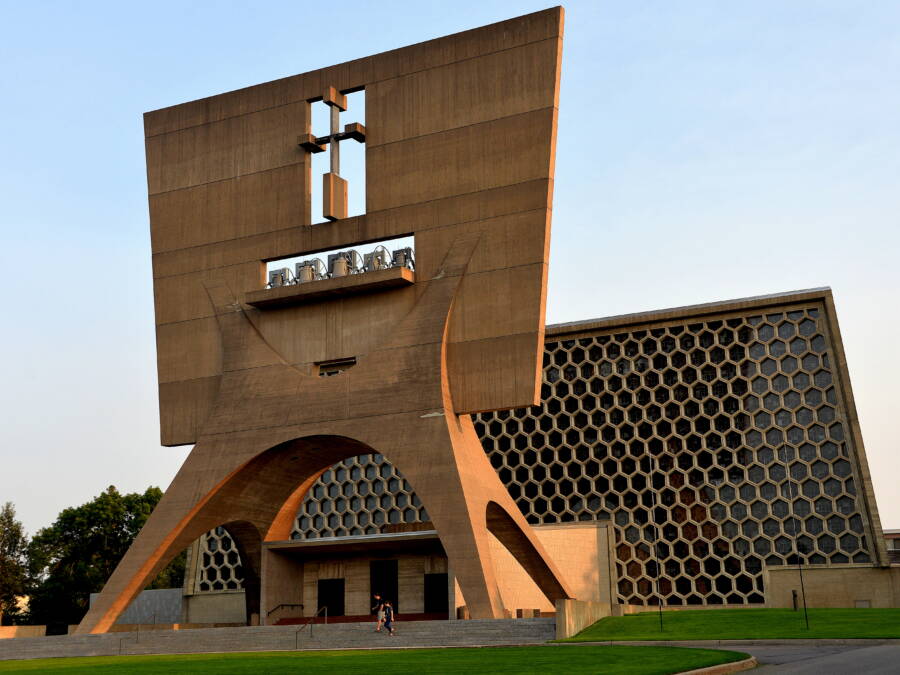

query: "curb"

left=679, top=657, right=758, bottom=675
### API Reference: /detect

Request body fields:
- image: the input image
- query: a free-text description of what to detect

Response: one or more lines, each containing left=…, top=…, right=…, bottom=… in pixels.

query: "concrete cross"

left=298, top=87, right=366, bottom=221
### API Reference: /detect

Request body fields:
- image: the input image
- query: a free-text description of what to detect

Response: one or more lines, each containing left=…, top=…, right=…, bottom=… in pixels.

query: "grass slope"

left=0, top=645, right=747, bottom=674
left=565, top=608, right=900, bottom=642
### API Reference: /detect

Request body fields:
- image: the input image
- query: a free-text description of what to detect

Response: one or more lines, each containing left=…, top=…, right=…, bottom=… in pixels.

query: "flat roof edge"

left=546, top=288, right=833, bottom=337
left=264, top=530, right=439, bottom=550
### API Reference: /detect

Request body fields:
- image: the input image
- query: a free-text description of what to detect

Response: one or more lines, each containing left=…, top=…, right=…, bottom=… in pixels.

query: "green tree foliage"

left=26, top=486, right=185, bottom=627
left=0, top=502, right=29, bottom=625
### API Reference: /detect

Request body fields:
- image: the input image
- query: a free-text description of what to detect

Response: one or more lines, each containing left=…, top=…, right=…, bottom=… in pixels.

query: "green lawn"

left=0, top=645, right=748, bottom=674
left=564, top=608, right=900, bottom=642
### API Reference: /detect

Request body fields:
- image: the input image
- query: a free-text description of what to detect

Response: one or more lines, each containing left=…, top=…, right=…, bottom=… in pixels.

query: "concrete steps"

left=0, top=619, right=556, bottom=661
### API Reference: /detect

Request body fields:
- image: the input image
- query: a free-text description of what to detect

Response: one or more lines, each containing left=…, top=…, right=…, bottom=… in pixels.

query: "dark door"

left=317, top=578, right=345, bottom=617
left=424, top=572, right=449, bottom=615
left=370, top=559, right=399, bottom=612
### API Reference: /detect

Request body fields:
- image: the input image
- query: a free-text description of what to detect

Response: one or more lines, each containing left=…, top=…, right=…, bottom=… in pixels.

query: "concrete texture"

left=89, top=588, right=182, bottom=625
left=490, top=523, right=614, bottom=614
left=555, top=599, right=612, bottom=639
left=81, top=7, right=571, bottom=633
left=0, top=627, right=45, bottom=640
left=766, top=565, right=900, bottom=609
left=182, top=591, right=246, bottom=624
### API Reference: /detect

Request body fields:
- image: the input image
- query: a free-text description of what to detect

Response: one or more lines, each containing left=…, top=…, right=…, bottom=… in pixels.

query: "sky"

left=1, top=1, right=898, bottom=536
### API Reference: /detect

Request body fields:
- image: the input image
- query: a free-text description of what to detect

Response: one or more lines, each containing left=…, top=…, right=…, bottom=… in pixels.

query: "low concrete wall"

left=0, top=627, right=45, bottom=640
left=616, top=603, right=760, bottom=615
left=491, top=523, right=615, bottom=614
left=106, top=623, right=243, bottom=633
left=554, top=599, right=612, bottom=639
left=183, top=591, right=246, bottom=624
left=89, top=588, right=183, bottom=625
left=765, top=564, right=900, bottom=608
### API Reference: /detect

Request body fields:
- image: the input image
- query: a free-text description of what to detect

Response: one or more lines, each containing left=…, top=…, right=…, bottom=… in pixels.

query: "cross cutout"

left=298, top=87, right=366, bottom=221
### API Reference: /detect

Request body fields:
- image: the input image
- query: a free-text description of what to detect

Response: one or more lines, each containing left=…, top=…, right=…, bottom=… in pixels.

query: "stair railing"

left=294, top=605, right=328, bottom=649
left=266, top=603, right=304, bottom=621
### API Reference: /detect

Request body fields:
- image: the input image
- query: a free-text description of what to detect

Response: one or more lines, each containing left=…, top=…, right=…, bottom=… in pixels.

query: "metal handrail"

left=294, top=606, right=328, bottom=648
left=266, top=603, right=304, bottom=619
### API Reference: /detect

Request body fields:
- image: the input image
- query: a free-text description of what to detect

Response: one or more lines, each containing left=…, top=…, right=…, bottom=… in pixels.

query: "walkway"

left=748, top=643, right=900, bottom=673
left=570, top=639, right=900, bottom=674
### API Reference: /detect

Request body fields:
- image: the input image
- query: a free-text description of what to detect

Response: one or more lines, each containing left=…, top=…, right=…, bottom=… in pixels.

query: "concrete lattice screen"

left=196, top=527, right=245, bottom=592
left=195, top=300, right=876, bottom=606
left=295, top=457, right=428, bottom=536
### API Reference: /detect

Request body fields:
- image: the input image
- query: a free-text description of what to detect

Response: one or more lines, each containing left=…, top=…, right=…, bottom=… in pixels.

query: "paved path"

left=746, top=643, right=900, bottom=673
left=566, top=639, right=900, bottom=674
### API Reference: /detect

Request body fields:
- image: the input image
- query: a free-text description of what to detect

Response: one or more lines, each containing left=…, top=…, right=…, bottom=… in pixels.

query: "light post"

left=649, top=451, right=665, bottom=632
left=777, top=445, right=809, bottom=630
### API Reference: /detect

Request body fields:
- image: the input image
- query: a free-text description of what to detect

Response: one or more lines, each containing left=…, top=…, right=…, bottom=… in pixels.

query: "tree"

left=0, top=502, right=28, bottom=625
left=26, top=486, right=185, bottom=627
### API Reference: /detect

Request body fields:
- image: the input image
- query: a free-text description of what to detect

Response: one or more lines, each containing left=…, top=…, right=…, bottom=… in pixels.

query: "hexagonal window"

left=814, top=370, right=833, bottom=388
left=780, top=356, right=798, bottom=374
left=789, top=337, right=808, bottom=355
left=799, top=389, right=822, bottom=410
left=797, top=318, right=816, bottom=336
left=801, top=354, right=820, bottom=371
left=753, top=411, right=772, bottom=430
left=792, top=372, right=811, bottom=391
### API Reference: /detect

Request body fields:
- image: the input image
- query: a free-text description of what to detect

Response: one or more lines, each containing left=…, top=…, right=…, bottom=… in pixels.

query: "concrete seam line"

left=677, top=657, right=758, bottom=675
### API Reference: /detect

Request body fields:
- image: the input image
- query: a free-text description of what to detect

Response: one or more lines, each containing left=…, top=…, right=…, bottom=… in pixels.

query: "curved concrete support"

left=79, top=232, right=572, bottom=633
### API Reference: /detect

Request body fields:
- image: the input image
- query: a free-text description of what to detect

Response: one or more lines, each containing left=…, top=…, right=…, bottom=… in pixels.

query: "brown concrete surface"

left=80, top=8, right=574, bottom=634
left=0, top=627, right=45, bottom=640
left=765, top=565, right=900, bottom=609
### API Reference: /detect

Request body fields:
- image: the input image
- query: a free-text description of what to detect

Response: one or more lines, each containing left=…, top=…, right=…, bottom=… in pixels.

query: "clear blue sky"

left=1, top=1, right=898, bottom=535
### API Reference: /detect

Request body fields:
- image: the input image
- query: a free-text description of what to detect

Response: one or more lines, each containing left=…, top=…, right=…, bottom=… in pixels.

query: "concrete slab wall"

left=765, top=565, right=900, bottom=608
left=183, top=591, right=246, bottom=624
left=488, top=522, right=614, bottom=613
left=555, top=599, right=612, bottom=639
left=89, top=588, right=183, bottom=624
left=0, top=627, right=45, bottom=640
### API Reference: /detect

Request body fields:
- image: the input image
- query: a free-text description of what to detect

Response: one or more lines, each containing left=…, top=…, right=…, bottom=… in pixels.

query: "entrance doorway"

left=424, top=572, right=449, bottom=615
left=370, top=559, right=399, bottom=612
left=317, top=578, right=345, bottom=617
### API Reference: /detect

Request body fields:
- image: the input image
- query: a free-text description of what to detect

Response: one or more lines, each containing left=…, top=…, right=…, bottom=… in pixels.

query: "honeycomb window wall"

left=196, top=526, right=244, bottom=592
left=294, top=456, right=427, bottom=536
left=192, top=290, right=885, bottom=606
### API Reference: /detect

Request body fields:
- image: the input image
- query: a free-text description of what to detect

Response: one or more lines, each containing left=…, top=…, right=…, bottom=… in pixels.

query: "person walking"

left=372, top=593, right=385, bottom=632
left=383, top=600, right=396, bottom=636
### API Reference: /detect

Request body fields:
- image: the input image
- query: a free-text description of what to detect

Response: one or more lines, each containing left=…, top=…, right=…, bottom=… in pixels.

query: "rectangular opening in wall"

left=317, top=357, right=357, bottom=377
left=317, top=578, right=345, bottom=617
left=424, top=573, right=449, bottom=615
left=310, top=89, right=365, bottom=223
left=370, top=560, right=399, bottom=612
left=265, top=235, right=414, bottom=289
